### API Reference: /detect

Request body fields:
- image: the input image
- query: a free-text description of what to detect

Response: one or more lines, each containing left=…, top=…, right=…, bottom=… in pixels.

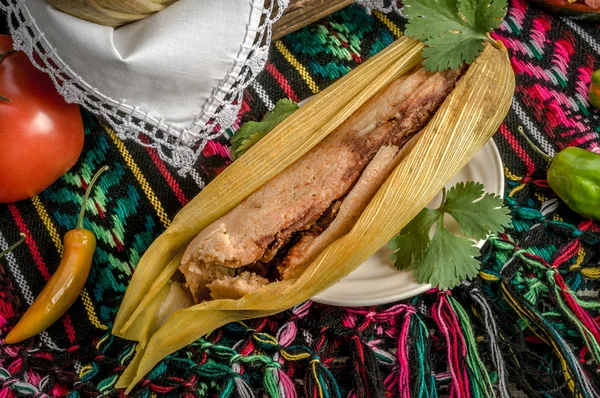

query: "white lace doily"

left=356, top=0, right=403, bottom=15
left=1, top=0, right=288, bottom=175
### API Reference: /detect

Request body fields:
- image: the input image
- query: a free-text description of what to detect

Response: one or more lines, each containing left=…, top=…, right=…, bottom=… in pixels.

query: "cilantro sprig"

left=403, top=0, right=508, bottom=72
left=230, top=99, right=299, bottom=159
left=389, top=181, right=511, bottom=290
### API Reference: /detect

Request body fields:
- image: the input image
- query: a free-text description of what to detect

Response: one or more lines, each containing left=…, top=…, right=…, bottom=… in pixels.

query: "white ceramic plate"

left=311, top=139, right=504, bottom=306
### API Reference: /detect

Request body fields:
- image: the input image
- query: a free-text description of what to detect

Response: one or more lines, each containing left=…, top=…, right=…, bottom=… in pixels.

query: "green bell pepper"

left=590, top=69, right=600, bottom=110
left=518, top=127, right=600, bottom=221
left=547, top=147, right=600, bottom=220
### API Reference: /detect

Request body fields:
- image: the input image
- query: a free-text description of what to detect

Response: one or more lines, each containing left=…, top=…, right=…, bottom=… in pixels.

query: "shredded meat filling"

left=179, top=67, right=462, bottom=303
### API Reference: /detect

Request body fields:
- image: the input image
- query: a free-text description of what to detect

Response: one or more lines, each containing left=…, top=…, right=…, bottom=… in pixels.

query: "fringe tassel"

left=433, top=292, right=495, bottom=398
left=236, top=375, right=256, bottom=398
left=409, top=317, right=437, bottom=398
left=383, top=307, right=436, bottom=398
left=486, top=235, right=583, bottom=396
left=275, top=322, right=298, bottom=398
left=467, top=285, right=510, bottom=398
left=220, top=362, right=255, bottom=398
left=276, top=367, right=297, bottom=398
left=219, top=376, right=235, bottom=398
left=305, top=356, right=342, bottom=398
left=515, top=245, right=600, bottom=367
left=264, top=365, right=281, bottom=398
left=350, top=335, right=385, bottom=398
left=397, top=314, right=412, bottom=397
left=432, top=292, right=471, bottom=398
left=501, top=280, right=600, bottom=398
left=551, top=269, right=600, bottom=364
left=447, top=296, right=495, bottom=398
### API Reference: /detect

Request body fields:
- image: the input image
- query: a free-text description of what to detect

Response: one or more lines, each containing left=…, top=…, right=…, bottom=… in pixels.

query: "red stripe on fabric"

left=139, top=137, right=189, bottom=207
left=239, top=97, right=251, bottom=117
left=8, top=204, right=52, bottom=282
left=138, top=136, right=188, bottom=204
left=62, top=316, right=76, bottom=343
left=499, top=123, right=536, bottom=178
left=202, top=141, right=231, bottom=159
left=264, top=63, right=300, bottom=102
left=8, top=204, right=77, bottom=343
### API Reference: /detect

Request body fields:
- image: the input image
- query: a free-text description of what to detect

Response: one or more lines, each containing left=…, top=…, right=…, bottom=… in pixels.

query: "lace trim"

left=356, top=0, right=404, bottom=15
left=0, top=0, right=288, bottom=175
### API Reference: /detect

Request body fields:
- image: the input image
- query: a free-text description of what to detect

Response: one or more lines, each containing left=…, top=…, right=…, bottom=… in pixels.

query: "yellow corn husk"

left=113, top=36, right=423, bottom=339
left=47, top=0, right=175, bottom=27
left=115, top=39, right=514, bottom=392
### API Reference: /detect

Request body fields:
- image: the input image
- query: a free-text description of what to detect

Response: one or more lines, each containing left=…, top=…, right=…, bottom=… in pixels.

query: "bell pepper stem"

left=516, top=126, right=553, bottom=163
left=0, top=96, right=9, bottom=103
left=77, top=166, right=109, bottom=229
left=0, top=233, right=26, bottom=259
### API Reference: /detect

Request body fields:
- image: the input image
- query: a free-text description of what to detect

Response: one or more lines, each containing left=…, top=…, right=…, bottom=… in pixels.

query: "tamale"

left=115, top=40, right=514, bottom=392
left=113, top=36, right=424, bottom=339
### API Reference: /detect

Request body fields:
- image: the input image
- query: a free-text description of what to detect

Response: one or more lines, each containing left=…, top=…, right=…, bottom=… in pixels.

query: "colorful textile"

left=1, top=2, right=600, bottom=397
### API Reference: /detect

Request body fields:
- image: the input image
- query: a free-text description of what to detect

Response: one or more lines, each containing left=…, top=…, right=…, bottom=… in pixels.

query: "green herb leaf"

left=421, top=33, right=484, bottom=72
left=462, top=0, right=507, bottom=33
left=413, top=226, right=481, bottom=290
left=403, top=0, right=463, bottom=40
left=443, top=181, right=512, bottom=240
left=390, top=208, right=440, bottom=269
left=389, top=181, right=512, bottom=290
left=230, top=99, right=299, bottom=159
left=403, top=0, right=508, bottom=72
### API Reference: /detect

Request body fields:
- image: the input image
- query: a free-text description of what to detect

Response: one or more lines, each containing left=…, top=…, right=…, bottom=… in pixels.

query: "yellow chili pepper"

left=5, top=166, right=108, bottom=344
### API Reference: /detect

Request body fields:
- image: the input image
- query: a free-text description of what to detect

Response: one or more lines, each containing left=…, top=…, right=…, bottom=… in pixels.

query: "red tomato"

left=0, top=35, right=84, bottom=203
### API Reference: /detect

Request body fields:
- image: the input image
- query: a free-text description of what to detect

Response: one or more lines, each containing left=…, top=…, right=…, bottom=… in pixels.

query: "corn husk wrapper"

left=47, top=0, right=175, bottom=27
left=113, top=36, right=424, bottom=340
left=114, top=39, right=515, bottom=391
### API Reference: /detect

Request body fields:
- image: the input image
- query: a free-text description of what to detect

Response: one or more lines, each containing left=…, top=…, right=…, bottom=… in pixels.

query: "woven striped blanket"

left=1, top=2, right=600, bottom=396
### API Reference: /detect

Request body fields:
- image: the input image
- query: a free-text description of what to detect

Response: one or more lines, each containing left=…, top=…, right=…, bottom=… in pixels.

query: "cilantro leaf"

left=389, top=181, right=512, bottom=290
left=444, top=181, right=512, bottom=240
left=421, top=33, right=484, bottom=72
left=258, top=98, right=299, bottom=124
left=390, top=208, right=440, bottom=269
left=403, top=0, right=508, bottom=72
left=230, top=99, right=299, bottom=159
left=468, top=0, right=508, bottom=33
left=403, top=0, right=463, bottom=40
left=413, top=226, right=481, bottom=290
left=232, top=132, right=267, bottom=159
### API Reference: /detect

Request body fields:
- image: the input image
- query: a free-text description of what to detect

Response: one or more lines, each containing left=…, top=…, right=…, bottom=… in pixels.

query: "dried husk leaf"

left=117, top=41, right=514, bottom=391
left=113, top=36, right=423, bottom=339
left=47, top=0, right=175, bottom=27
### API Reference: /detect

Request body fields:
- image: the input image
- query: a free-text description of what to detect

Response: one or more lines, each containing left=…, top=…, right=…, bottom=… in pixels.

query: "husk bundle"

left=112, top=37, right=514, bottom=391
left=47, top=0, right=176, bottom=27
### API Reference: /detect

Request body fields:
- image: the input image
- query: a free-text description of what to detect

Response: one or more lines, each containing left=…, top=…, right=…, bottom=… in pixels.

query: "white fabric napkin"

left=2, top=0, right=286, bottom=174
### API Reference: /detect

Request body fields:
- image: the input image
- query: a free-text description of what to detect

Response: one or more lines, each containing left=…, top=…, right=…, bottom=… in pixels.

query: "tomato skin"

left=0, top=35, right=84, bottom=203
